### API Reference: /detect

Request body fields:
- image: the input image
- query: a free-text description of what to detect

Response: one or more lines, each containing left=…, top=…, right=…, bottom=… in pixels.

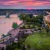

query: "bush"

left=12, top=22, right=18, bottom=29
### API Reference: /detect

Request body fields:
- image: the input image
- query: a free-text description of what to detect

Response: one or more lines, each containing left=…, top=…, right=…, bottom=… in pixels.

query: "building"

left=44, top=15, right=50, bottom=28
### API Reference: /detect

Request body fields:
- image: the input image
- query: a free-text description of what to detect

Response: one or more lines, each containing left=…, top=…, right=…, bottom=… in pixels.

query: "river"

left=0, top=14, right=23, bottom=38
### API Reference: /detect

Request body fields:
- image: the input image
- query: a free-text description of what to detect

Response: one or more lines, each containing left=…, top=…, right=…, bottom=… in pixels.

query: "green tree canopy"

left=19, top=14, right=25, bottom=21
left=12, top=22, right=18, bottom=29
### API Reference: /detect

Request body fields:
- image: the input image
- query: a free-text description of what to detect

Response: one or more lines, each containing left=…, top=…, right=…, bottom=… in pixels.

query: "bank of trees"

left=19, top=14, right=43, bottom=28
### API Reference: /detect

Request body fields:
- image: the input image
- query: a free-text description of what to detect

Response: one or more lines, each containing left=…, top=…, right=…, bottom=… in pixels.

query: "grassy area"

left=25, top=32, right=50, bottom=50
left=14, top=48, right=21, bottom=50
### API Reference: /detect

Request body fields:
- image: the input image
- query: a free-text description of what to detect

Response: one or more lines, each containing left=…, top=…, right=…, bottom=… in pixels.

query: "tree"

left=19, top=14, right=25, bottom=21
left=46, top=26, right=49, bottom=33
left=25, top=17, right=30, bottom=22
left=31, top=16, right=36, bottom=22
left=8, top=33, right=14, bottom=43
left=1, top=34, right=5, bottom=43
left=12, top=22, right=18, bottom=29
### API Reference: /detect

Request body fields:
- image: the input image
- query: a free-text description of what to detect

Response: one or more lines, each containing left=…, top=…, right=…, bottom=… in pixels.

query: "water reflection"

left=0, top=14, right=23, bottom=38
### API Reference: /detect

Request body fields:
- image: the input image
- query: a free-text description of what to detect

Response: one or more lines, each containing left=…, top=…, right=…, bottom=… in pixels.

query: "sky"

left=0, top=0, right=50, bottom=9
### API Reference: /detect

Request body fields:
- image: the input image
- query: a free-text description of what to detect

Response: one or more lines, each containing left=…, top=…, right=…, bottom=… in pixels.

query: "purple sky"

left=0, top=0, right=50, bottom=9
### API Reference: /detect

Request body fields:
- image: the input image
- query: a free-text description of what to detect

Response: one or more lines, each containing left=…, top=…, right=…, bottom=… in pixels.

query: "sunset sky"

left=0, top=0, right=50, bottom=9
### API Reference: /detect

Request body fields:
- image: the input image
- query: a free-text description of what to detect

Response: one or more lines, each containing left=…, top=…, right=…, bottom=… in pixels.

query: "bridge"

left=5, top=12, right=34, bottom=18
left=0, top=10, right=46, bottom=18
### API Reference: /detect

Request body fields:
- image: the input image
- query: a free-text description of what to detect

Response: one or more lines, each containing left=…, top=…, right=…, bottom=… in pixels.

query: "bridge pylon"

left=6, top=12, right=10, bottom=18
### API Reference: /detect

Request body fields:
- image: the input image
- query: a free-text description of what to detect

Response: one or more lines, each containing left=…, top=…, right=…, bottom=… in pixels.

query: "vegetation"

left=6, top=43, right=18, bottom=50
left=6, top=29, right=50, bottom=50
left=12, top=22, right=18, bottom=29
left=19, top=14, right=43, bottom=29
left=6, top=32, right=28, bottom=50
left=20, top=24, right=35, bottom=29
left=25, top=31, right=50, bottom=50
left=2, top=14, right=50, bottom=50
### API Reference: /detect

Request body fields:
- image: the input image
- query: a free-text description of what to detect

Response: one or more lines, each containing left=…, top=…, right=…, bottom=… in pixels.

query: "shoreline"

left=0, top=14, right=23, bottom=38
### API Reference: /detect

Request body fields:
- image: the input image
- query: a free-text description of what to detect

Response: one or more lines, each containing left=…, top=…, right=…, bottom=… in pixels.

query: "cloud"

left=21, top=1, right=50, bottom=6
left=0, top=1, right=18, bottom=5
left=0, top=0, right=50, bottom=6
left=3, top=1, right=18, bottom=5
left=37, top=0, right=50, bottom=2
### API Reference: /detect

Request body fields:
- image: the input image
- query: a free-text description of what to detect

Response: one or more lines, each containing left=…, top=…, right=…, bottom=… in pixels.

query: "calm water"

left=0, top=14, right=23, bottom=38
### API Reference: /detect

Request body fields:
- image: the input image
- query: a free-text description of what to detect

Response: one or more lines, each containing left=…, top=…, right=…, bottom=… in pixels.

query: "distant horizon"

left=0, top=8, right=50, bottom=10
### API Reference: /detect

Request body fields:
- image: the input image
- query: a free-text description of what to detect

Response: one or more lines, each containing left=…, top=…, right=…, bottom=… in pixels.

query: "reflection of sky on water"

left=0, top=14, right=22, bottom=38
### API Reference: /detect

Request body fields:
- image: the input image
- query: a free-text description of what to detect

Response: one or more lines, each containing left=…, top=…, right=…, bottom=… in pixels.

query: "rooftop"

left=44, top=15, right=50, bottom=23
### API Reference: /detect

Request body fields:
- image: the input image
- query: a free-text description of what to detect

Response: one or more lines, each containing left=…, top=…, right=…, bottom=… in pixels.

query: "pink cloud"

left=0, top=0, right=50, bottom=6
left=22, top=1, right=50, bottom=6
left=1, top=1, right=18, bottom=5
left=0, top=0, right=19, bottom=5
